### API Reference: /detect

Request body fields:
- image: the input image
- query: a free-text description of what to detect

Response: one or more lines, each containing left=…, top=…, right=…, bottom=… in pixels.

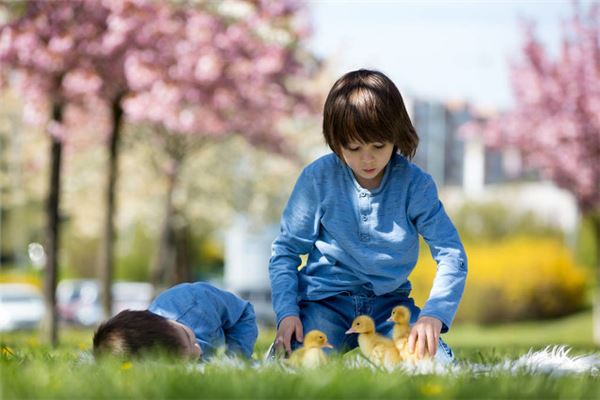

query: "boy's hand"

left=407, top=316, right=442, bottom=359
left=275, top=316, right=303, bottom=356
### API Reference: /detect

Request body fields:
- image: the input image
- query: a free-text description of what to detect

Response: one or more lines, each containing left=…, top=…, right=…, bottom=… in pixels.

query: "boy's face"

left=168, top=320, right=202, bottom=360
left=340, top=141, right=394, bottom=190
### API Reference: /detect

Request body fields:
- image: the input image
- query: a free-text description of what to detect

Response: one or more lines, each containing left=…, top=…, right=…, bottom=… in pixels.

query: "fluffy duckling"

left=286, top=330, right=333, bottom=368
left=388, top=305, right=411, bottom=341
left=387, top=305, right=427, bottom=363
left=346, top=315, right=400, bottom=369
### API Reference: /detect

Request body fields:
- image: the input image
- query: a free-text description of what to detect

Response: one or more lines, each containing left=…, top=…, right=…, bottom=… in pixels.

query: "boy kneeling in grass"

left=93, top=282, right=258, bottom=360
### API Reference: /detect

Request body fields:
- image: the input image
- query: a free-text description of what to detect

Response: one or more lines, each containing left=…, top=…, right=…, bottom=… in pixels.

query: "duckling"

left=346, top=315, right=400, bottom=369
left=388, top=305, right=411, bottom=341
left=387, top=305, right=427, bottom=363
left=286, top=330, right=333, bottom=368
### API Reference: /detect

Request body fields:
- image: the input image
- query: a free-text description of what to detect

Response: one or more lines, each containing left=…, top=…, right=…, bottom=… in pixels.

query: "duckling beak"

left=386, top=316, right=393, bottom=322
left=323, top=342, right=333, bottom=349
left=345, top=327, right=355, bottom=334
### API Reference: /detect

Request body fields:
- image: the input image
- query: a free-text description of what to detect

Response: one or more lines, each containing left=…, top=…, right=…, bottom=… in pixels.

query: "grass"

left=1, top=310, right=599, bottom=399
left=445, top=308, right=596, bottom=360
left=447, top=310, right=594, bottom=347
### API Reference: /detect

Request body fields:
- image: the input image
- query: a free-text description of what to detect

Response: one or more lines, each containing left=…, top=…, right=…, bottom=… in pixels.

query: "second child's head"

left=93, top=310, right=202, bottom=360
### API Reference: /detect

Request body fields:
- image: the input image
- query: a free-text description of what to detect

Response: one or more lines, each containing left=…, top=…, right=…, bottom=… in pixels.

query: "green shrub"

left=575, top=214, right=598, bottom=269
left=115, top=223, right=154, bottom=281
left=451, top=201, right=562, bottom=243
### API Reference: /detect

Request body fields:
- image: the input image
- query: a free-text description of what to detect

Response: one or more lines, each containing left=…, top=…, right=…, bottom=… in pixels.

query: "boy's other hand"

left=407, top=316, right=442, bottom=359
left=275, top=316, right=303, bottom=356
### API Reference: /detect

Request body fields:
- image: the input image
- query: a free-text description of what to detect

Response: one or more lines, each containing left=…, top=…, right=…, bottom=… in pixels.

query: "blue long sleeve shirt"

left=269, top=153, right=467, bottom=332
left=148, top=282, right=258, bottom=358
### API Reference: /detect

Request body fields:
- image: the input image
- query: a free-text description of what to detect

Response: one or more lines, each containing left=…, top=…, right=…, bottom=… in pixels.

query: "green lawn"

left=1, top=310, right=598, bottom=399
left=445, top=309, right=597, bottom=361
left=446, top=310, right=594, bottom=348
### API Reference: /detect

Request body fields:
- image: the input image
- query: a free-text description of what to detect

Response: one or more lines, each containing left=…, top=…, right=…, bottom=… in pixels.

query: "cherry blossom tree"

left=75, top=0, right=159, bottom=325
left=0, top=1, right=116, bottom=345
left=121, top=0, right=316, bottom=287
left=1, top=0, right=318, bottom=340
left=467, top=2, right=600, bottom=342
left=0, top=0, right=172, bottom=340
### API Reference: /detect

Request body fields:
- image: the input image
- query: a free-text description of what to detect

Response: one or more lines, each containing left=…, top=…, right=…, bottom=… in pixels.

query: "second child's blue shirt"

left=269, top=153, right=468, bottom=332
left=148, top=282, right=258, bottom=358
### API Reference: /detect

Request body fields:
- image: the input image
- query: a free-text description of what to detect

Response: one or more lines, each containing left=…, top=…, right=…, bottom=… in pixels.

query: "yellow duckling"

left=388, top=305, right=411, bottom=341
left=286, top=330, right=333, bottom=368
left=346, top=315, right=400, bottom=369
left=387, top=305, right=427, bottom=363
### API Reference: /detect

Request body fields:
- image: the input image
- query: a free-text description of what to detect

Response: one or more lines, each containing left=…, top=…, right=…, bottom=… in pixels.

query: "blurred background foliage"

left=1, top=84, right=595, bottom=325
left=410, top=201, right=592, bottom=324
left=451, top=201, right=563, bottom=243
left=0, top=78, right=326, bottom=278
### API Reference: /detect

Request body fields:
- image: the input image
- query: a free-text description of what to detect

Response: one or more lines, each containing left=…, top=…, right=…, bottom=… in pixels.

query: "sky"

left=306, top=0, right=585, bottom=111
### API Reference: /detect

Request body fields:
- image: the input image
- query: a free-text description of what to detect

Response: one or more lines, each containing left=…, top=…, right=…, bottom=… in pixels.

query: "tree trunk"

left=42, top=102, right=63, bottom=347
left=174, top=220, right=192, bottom=283
left=99, top=97, right=123, bottom=320
left=592, top=212, right=600, bottom=345
left=151, top=158, right=181, bottom=289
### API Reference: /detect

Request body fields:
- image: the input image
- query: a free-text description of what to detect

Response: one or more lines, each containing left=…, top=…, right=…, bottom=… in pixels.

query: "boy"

left=269, top=69, right=466, bottom=362
left=93, top=282, right=258, bottom=360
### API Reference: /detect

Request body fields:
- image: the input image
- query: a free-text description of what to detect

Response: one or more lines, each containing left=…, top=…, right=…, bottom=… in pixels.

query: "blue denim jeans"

left=293, top=290, right=454, bottom=364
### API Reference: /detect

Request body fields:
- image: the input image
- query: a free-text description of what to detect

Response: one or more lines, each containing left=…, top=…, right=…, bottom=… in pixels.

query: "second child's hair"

left=322, top=69, right=419, bottom=159
left=93, top=310, right=184, bottom=358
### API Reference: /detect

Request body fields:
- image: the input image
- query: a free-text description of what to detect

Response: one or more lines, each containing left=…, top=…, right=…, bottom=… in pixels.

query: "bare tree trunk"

left=151, top=134, right=202, bottom=289
left=592, top=212, right=600, bottom=345
left=174, top=220, right=192, bottom=283
left=99, top=96, right=123, bottom=320
left=151, top=158, right=181, bottom=288
left=42, top=102, right=63, bottom=347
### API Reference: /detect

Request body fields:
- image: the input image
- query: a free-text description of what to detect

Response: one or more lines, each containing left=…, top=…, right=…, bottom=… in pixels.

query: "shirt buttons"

left=359, top=192, right=368, bottom=198
left=361, top=215, right=368, bottom=221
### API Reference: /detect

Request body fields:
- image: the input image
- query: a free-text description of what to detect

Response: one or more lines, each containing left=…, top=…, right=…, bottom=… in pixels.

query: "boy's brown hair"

left=93, top=310, right=184, bottom=358
left=322, top=69, right=419, bottom=159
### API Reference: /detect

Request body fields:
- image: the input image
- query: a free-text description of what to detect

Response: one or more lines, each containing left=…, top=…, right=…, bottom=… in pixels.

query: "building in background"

left=224, top=215, right=278, bottom=326
left=408, top=96, right=577, bottom=238
left=409, top=98, right=514, bottom=190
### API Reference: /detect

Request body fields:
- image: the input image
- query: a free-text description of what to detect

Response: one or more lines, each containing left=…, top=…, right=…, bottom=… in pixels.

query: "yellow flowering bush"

left=409, top=236, right=588, bottom=324
left=0, top=272, right=42, bottom=288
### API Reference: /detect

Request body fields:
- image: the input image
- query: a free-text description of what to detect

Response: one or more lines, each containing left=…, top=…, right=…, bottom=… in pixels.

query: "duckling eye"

left=356, top=322, right=360, bottom=326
